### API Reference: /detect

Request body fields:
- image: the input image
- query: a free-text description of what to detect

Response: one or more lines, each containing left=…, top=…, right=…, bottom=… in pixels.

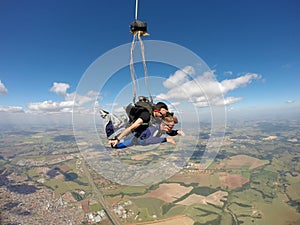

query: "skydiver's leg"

left=115, top=114, right=129, bottom=128
left=99, top=109, right=128, bottom=129
left=99, top=109, right=115, bottom=138
left=110, top=113, right=122, bottom=128
left=107, top=127, right=126, bottom=140
left=105, top=120, right=115, bottom=138
left=99, top=109, right=131, bottom=140
left=103, top=117, right=127, bottom=140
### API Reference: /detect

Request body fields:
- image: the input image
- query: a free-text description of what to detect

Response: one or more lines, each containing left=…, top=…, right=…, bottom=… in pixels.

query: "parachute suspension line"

left=129, top=33, right=153, bottom=104
left=130, top=33, right=138, bottom=104
left=137, top=33, right=153, bottom=103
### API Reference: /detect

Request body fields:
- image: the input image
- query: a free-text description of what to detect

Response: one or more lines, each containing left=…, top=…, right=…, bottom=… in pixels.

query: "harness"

left=125, top=97, right=154, bottom=126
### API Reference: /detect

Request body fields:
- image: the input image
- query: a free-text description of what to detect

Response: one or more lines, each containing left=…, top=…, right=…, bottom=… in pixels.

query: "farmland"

left=1, top=118, right=300, bottom=224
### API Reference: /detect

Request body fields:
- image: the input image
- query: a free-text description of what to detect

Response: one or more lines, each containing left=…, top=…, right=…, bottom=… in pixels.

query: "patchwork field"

left=2, top=119, right=300, bottom=225
left=131, top=151, right=160, bottom=160
left=168, top=173, right=220, bottom=187
left=218, top=173, right=249, bottom=189
left=140, top=215, right=194, bottom=225
left=145, top=183, right=193, bottom=203
left=176, top=190, right=228, bottom=207
left=216, top=154, right=269, bottom=170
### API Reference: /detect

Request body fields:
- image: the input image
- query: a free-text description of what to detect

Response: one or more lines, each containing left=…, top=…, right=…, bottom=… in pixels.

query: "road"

left=81, top=158, right=122, bottom=225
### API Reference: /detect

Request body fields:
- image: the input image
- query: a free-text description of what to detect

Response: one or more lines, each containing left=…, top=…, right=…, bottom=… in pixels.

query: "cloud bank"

left=27, top=100, right=74, bottom=113
left=0, top=82, right=99, bottom=114
left=156, top=67, right=261, bottom=107
left=1, top=68, right=261, bottom=115
left=26, top=83, right=99, bottom=114
left=0, top=106, right=24, bottom=113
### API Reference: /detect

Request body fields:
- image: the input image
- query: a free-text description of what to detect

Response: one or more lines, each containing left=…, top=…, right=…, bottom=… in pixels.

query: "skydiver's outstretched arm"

left=139, top=136, right=176, bottom=146
left=109, top=118, right=143, bottom=147
left=176, top=130, right=185, bottom=136
left=111, top=138, right=134, bottom=149
left=167, top=129, right=185, bottom=136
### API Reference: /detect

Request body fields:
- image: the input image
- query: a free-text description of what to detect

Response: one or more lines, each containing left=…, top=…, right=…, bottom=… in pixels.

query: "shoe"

left=99, top=109, right=109, bottom=118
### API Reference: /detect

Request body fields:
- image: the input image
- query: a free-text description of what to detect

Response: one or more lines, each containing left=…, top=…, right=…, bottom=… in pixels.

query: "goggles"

left=165, top=112, right=174, bottom=117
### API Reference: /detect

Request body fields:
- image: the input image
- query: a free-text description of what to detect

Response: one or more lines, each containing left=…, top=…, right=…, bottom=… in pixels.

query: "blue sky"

left=0, top=0, right=299, bottom=120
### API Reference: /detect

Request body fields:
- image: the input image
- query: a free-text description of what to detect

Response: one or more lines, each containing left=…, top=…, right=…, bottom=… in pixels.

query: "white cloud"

left=50, top=82, right=70, bottom=96
left=0, top=80, right=8, bottom=94
left=221, top=96, right=243, bottom=105
left=169, top=102, right=180, bottom=107
left=157, top=67, right=261, bottom=107
left=27, top=100, right=74, bottom=113
left=28, top=82, right=74, bottom=113
left=0, top=106, right=24, bottom=113
left=1, top=80, right=100, bottom=115
left=163, top=66, right=195, bottom=89
left=220, top=73, right=261, bottom=93
left=22, top=77, right=100, bottom=114
left=157, top=70, right=220, bottom=100
left=66, top=90, right=99, bottom=107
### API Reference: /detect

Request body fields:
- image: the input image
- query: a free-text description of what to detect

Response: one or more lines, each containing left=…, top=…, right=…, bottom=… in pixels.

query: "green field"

left=163, top=205, right=185, bottom=218
left=286, top=174, right=300, bottom=200
left=125, top=197, right=165, bottom=222
left=253, top=198, right=300, bottom=225
left=44, top=179, right=90, bottom=195
left=104, top=185, right=147, bottom=196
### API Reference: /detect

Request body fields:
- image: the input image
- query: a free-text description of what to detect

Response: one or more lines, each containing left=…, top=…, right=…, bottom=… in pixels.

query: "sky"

left=0, top=0, right=300, bottom=124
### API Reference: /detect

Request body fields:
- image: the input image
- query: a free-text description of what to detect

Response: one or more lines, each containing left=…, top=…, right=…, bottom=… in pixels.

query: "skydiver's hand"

left=108, top=139, right=119, bottom=147
left=166, top=137, right=176, bottom=145
left=177, top=130, right=185, bottom=136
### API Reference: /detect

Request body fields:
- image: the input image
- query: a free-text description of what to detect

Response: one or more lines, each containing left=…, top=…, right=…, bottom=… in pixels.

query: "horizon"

left=1, top=104, right=299, bottom=128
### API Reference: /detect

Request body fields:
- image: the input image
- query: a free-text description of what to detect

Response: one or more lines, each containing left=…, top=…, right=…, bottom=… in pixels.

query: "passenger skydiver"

left=101, top=114, right=184, bottom=149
